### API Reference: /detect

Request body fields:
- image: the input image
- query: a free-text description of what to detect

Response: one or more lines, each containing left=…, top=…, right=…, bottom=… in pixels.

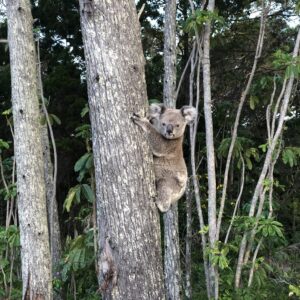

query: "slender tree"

left=79, top=1, right=165, bottom=299
left=163, top=0, right=182, bottom=299
left=6, top=0, right=52, bottom=298
left=201, top=0, right=219, bottom=298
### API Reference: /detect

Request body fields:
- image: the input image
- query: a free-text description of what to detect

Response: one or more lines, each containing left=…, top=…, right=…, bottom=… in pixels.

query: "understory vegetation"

left=0, top=0, right=300, bottom=299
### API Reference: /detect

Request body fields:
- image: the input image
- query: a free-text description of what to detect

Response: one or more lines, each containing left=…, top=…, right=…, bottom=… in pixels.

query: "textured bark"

left=6, top=0, right=52, bottom=299
left=163, top=0, right=177, bottom=107
left=41, top=125, right=62, bottom=300
left=202, top=0, right=219, bottom=298
left=163, top=0, right=182, bottom=299
left=163, top=207, right=182, bottom=300
left=79, top=1, right=165, bottom=299
left=185, top=181, right=192, bottom=299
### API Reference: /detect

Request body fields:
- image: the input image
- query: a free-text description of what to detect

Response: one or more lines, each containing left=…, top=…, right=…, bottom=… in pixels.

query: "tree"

left=163, top=0, right=182, bottom=299
left=6, top=0, right=52, bottom=298
left=201, top=0, right=219, bottom=297
left=79, top=1, right=165, bottom=299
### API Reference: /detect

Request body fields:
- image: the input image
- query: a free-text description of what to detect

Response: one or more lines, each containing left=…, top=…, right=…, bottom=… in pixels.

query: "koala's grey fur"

left=132, top=103, right=197, bottom=212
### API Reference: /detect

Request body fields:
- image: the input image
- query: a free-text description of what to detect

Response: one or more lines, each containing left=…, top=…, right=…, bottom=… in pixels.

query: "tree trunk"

left=202, top=0, right=219, bottom=298
left=163, top=0, right=182, bottom=299
left=185, top=181, right=192, bottom=299
left=79, top=1, right=165, bottom=299
left=41, top=124, right=62, bottom=300
left=6, top=0, right=52, bottom=299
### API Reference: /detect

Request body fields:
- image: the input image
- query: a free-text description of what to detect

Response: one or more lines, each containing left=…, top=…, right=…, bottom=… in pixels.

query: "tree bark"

left=202, top=0, right=219, bottom=298
left=163, top=0, right=182, bottom=299
left=185, top=181, right=192, bottom=299
left=6, top=0, right=52, bottom=299
left=41, top=124, right=62, bottom=300
left=37, top=39, right=62, bottom=299
left=79, top=1, right=165, bottom=299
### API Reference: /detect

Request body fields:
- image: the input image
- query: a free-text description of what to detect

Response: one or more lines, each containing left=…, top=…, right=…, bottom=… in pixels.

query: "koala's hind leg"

left=155, top=178, right=176, bottom=212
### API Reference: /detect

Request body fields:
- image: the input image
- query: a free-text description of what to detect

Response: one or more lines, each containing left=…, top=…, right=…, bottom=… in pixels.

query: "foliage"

left=56, top=230, right=98, bottom=299
left=1, top=0, right=300, bottom=299
left=0, top=226, right=22, bottom=299
left=282, top=147, right=300, bottom=167
left=184, top=9, right=224, bottom=35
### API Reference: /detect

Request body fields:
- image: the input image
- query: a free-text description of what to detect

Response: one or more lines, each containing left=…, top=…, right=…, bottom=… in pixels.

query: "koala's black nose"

left=166, top=124, right=173, bottom=134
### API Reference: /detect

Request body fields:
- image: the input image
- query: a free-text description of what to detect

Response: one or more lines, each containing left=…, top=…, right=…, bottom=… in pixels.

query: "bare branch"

left=224, top=153, right=245, bottom=244
left=248, top=238, right=263, bottom=287
left=175, top=41, right=196, bottom=101
left=217, top=1, right=269, bottom=241
left=137, top=3, right=145, bottom=20
left=235, top=26, right=300, bottom=288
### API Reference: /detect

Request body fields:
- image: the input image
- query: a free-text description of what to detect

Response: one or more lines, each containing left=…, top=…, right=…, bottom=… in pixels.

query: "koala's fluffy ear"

left=148, top=103, right=166, bottom=119
left=181, top=106, right=197, bottom=124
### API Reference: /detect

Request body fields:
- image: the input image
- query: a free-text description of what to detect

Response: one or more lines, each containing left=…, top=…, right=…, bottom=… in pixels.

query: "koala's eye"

left=162, top=123, right=166, bottom=126
left=176, top=124, right=180, bottom=127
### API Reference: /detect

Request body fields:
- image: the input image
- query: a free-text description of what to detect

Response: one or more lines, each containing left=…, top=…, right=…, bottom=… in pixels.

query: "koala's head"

left=148, top=103, right=197, bottom=139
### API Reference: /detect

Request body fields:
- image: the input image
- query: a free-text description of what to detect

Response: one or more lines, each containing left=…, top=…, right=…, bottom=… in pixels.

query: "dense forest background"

left=0, top=0, right=299, bottom=299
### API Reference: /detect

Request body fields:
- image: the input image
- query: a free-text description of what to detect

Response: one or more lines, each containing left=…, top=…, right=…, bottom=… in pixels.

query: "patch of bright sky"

left=249, top=1, right=299, bottom=28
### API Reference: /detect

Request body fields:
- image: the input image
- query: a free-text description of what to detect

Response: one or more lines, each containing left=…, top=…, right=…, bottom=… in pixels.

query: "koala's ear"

left=181, top=106, right=197, bottom=124
left=149, top=103, right=166, bottom=119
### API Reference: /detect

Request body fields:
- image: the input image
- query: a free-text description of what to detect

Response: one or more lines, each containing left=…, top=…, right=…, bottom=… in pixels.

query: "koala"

left=132, top=103, right=197, bottom=212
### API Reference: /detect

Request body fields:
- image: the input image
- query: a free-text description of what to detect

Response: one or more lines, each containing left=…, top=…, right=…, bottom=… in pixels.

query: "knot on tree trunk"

left=99, top=237, right=118, bottom=296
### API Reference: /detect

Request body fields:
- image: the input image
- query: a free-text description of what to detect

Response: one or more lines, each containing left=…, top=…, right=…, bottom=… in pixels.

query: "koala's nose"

left=166, top=124, right=173, bottom=134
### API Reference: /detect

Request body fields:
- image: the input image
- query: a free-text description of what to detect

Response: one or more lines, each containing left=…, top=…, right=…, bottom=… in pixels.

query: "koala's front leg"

left=131, top=113, right=151, bottom=133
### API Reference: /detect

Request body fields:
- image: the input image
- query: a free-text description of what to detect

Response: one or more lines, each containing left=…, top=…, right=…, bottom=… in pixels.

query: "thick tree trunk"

left=79, top=1, right=165, bottom=299
left=6, top=0, right=52, bottom=299
left=163, top=0, right=182, bottom=299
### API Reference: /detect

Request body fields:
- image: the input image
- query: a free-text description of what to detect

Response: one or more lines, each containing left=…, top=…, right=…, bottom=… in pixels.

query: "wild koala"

left=132, top=103, right=197, bottom=212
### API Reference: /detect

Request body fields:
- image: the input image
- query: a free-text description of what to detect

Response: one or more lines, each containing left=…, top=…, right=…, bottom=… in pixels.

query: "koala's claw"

left=131, top=113, right=141, bottom=122
left=132, top=112, right=141, bottom=118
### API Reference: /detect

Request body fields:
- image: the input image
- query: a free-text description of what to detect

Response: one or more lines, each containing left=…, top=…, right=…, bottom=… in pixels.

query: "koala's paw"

left=131, top=113, right=141, bottom=123
left=156, top=199, right=171, bottom=213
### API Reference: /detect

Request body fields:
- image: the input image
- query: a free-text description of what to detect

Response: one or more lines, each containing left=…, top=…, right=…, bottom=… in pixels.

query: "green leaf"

left=0, top=139, right=9, bottom=150
left=64, top=185, right=80, bottom=212
left=81, top=105, right=89, bottom=118
left=82, top=184, right=95, bottom=203
left=249, top=95, right=259, bottom=110
left=50, top=114, right=61, bottom=125
left=259, top=143, right=268, bottom=153
left=245, top=157, right=253, bottom=170
left=1, top=108, right=12, bottom=116
left=74, top=153, right=90, bottom=173
left=85, top=154, right=94, bottom=170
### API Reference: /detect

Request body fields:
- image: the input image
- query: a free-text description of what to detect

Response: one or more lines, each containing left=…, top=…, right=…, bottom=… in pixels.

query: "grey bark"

left=163, top=0, right=177, bottom=107
left=41, top=125, right=62, bottom=300
left=188, top=40, right=212, bottom=299
left=37, top=39, right=62, bottom=298
left=185, top=181, right=192, bottom=299
left=79, top=1, right=165, bottom=299
left=202, top=0, right=219, bottom=298
left=6, top=0, right=52, bottom=299
left=163, top=0, right=182, bottom=299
